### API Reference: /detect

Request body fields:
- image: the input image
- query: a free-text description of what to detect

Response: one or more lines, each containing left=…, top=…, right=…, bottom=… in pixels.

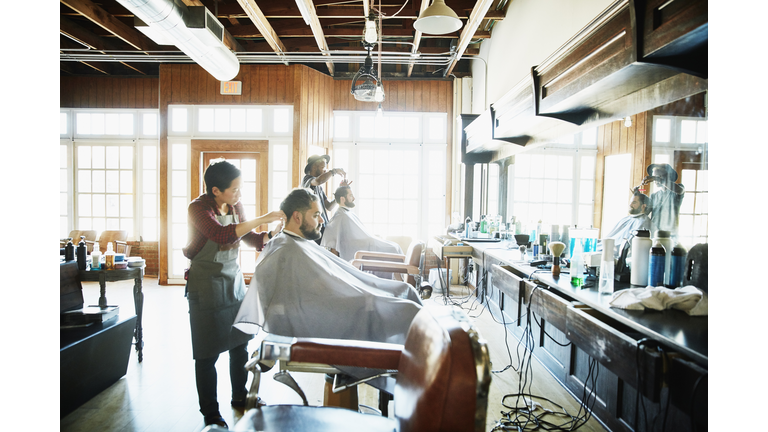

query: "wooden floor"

left=60, top=278, right=608, bottom=432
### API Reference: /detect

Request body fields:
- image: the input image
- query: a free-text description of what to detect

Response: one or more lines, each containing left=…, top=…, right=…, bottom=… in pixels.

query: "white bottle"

left=630, top=230, right=652, bottom=286
left=91, top=242, right=101, bottom=270
left=104, top=242, right=115, bottom=270
left=599, top=238, right=615, bottom=294
left=653, top=230, right=673, bottom=286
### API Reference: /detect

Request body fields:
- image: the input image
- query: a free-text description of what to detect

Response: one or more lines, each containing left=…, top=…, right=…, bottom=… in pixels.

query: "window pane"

left=172, top=171, right=187, bottom=197
left=143, top=113, right=157, bottom=136
left=91, top=113, right=105, bottom=135
left=529, top=180, right=543, bottom=202
left=120, top=113, right=134, bottom=135
left=680, top=120, right=697, bottom=143
left=78, top=170, right=91, bottom=193
left=390, top=117, right=403, bottom=139
left=582, top=128, right=597, bottom=146
left=106, top=170, right=120, bottom=193
left=404, top=117, right=419, bottom=139
left=120, top=170, right=133, bottom=193
left=143, top=193, right=157, bottom=217
left=172, top=144, right=188, bottom=170
left=60, top=169, right=68, bottom=193
left=120, top=195, right=133, bottom=217
left=697, top=170, right=708, bottom=191
left=578, top=204, right=592, bottom=228
left=60, top=193, right=68, bottom=215
left=78, top=146, right=91, bottom=169
left=579, top=180, right=593, bottom=204
left=173, top=249, right=188, bottom=276
left=241, top=159, right=256, bottom=182
left=78, top=194, right=91, bottom=216
left=697, top=193, right=708, bottom=213
left=515, top=178, right=529, bottom=202
left=173, top=223, right=188, bottom=249
left=215, top=108, right=230, bottom=132
left=558, top=156, right=573, bottom=179
left=272, top=172, right=288, bottom=196
left=79, top=217, right=92, bottom=230
left=359, top=116, right=374, bottom=138
left=92, top=194, right=105, bottom=217
left=143, top=218, right=157, bottom=241
left=198, top=108, right=214, bottom=132
left=429, top=117, right=445, bottom=140
left=543, top=179, right=557, bottom=199
left=76, top=113, right=91, bottom=135
left=106, top=194, right=119, bottom=217
left=93, top=217, right=105, bottom=233
left=60, top=112, right=68, bottom=135
left=172, top=197, right=188, bottom=223
left=143, top=170, right=156, bottom=193
left=374, top=116, right=390, bottom=139
left=544, top=155, right=558, bottom=179
left=581, top=156, right=595, bottom=179
left=680, top=193, right=695, bottom=214
left=231, top=108, right=246, bottom=132
left=106, top=146, right=119, bottom=169
left=92, top=146, right=105, bottom=169
left=274, top=108, right=289, bottom=132
left=273, top=144, right=288, bottom=171
left=681, top=169, right=696, bottom=189
left=334, top=115, right=349, bottom=139
left=247, top=109, right=262, bottom=133
left=172, top=107, right=188, bottom=132
left=105, top=113, right=119, bottom=134
left=558, top=180, right=572, bottom=203
left=120, top=146, right=133, bottom=169
left=696, top=121, right=708, bottom=144
left=655, top=118, right=671, bottom=142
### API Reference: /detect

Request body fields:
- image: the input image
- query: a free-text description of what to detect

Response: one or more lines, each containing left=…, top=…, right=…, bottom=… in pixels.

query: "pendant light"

left=414, top=0, right=463, bottom=35
left=350, top=47, right=381, bottom=102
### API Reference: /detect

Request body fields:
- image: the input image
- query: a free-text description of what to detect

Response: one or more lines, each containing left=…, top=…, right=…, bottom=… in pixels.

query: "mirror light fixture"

left=117, top=0, right=239, bottom=81
left=364, top=12, right=378, bottom=45
left=414, top=0, right=463, bottom=35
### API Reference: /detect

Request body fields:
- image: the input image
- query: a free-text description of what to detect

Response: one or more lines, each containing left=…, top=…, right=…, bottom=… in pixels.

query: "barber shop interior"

left=33, top=0, right=753, bottom=430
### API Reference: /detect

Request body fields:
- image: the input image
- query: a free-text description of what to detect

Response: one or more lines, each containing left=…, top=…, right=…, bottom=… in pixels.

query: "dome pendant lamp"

left=414, top=0, right=463, bottom=35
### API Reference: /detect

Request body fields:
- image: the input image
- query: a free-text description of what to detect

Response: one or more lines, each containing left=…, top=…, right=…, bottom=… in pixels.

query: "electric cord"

left=690, top=371, right=707, bottom=432
left=634, top=338, right=672, bottom=432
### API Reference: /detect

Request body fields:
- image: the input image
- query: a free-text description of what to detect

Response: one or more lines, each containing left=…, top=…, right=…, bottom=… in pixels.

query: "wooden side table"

left=78, top=266, right=145, bottom=362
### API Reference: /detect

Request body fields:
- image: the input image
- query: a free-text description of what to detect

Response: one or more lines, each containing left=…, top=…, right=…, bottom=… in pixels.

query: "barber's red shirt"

left=183, top=194, right=266, bottom=259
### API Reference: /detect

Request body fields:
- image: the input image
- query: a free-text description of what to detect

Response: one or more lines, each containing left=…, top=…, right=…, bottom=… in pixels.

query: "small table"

left=78, top=266, right=145, bottom=362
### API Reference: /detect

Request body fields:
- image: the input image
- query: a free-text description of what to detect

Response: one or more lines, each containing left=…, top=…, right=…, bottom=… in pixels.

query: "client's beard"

left=345, top=201, right=355, bottom=208
left=300, top=220, right=322, bottom=240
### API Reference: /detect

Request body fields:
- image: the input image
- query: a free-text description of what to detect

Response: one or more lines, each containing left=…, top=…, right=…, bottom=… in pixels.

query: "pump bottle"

left=105, top=242, right=115, bottom=270
left=91, top=242, right=102, bottom=270
left=76, top=236, right=88, bottom=270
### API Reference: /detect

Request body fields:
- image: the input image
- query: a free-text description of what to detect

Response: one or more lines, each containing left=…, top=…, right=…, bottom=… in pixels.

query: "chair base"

left=232, top=405, right=396, bottom=432
left=323, top=374, right=359, bottom=410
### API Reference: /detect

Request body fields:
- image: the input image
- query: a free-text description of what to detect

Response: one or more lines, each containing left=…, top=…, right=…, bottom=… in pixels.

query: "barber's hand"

left=265, top=210, right=286, bottom=223
left=332, top=168, right=347, bottom=177
left=270, top=220, right=283, bottom=238
left=340, top=178, right=353, bottom=187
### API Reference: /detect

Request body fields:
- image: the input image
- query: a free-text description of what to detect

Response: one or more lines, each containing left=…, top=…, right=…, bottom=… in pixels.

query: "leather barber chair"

left=351, top=241, right=434, bottom=299
left=205, top=307, right=491, bottom=432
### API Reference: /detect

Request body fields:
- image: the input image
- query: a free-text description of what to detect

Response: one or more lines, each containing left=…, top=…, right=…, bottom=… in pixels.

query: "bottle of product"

left=570, top=240, right=585, bottom=287
left=76, top=236, right=88, bottom=270
left=653, top=230, right=674, bottom=286
left=599, top=238, right=615, bottom=294
left=91, top=242, right=102, bottom=270
left=105, top=242, right=115, bottom=270
left=648, top=239, right=666, bottom=287
left=668, top=243, right=688, bottom=288
left=630, top=230, right=652, bottom=286
left=480, top=215, right=488, bottom=234
left=64, top=238, right=75, bottom=261
left=464, top=217, right=472, bottom=239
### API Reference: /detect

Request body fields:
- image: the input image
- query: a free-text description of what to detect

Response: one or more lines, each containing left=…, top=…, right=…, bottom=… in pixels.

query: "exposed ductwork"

left=116, top=0, right=239, bottom=81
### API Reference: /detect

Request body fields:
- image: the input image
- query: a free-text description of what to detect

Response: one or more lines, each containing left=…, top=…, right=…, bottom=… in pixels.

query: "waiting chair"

left=60, top=230, right=97, bottom=252
left=351, top=241, right=433, bottom=299
left=206, top=307, right=491, bottom=432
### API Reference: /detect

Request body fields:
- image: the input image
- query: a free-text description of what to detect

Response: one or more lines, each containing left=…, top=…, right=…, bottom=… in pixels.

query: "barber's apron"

left=186, top=213, right=252, bottom=360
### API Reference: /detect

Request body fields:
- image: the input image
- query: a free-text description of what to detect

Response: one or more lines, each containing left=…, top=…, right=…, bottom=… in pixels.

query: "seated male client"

left=233, top=188, right=423, bottom=345
left=598, top=191, right=653, bottom=257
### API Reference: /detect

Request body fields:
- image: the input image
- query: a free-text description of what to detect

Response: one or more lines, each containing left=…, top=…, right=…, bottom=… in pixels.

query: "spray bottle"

left=599, top=238, right=615, bottom=294
left=570, top=239, right=585, bottom=287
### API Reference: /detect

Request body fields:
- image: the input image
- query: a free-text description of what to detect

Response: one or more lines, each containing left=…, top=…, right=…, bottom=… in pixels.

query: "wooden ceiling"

left=60, top=0, right=509, bottom=79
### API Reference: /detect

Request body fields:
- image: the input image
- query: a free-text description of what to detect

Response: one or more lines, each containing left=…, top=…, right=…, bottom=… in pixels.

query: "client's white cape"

left=233, top=231, right=423, bottom=344
left=320, top=207, right=403, bottom=261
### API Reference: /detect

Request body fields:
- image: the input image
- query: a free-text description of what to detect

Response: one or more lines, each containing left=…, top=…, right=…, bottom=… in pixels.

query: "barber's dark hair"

left=334, top=186, right=352, bottom=203
left=633, top=190, right=651, bottom=211
left=280, top=188, right=319, bottom=219
left=204, top=160, right=241, bottom=196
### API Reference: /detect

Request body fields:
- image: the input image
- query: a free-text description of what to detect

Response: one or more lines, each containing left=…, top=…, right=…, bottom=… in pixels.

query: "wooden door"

left=191, top=140, right=270, bottom=284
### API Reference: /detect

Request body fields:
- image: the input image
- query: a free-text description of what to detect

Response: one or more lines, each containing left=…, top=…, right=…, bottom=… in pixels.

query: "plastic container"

left=599, top=238, right=615, bottom=294
left=668, top=243, right=687, bottom=288
left=64, top=238, right=75, bottom=261
left=648, top=240, right=666, bottom=287
left=76, top=236, right=88, bottom=270
left=104, top=242, right=115, bottom=270
left=653, top=230, right=674, bottom=286
left=570, top=240, right=585, bottom=287
left=630, top=230, right=652, bottom=286
left=91, top=242, right=101, bottom=270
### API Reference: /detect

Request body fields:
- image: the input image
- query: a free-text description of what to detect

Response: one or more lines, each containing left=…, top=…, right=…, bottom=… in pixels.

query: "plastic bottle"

left=668, top=243, right=687, bottom=288
left=648, top=240, right=666, bottom=287
left=570, top=240, right=585, bottom=287
left=105, top=242, right=115, bottom=270
left=76, top=236, right=88, bottom=270
left=630, top=230, right=652, bottom=286
left=653, top=230, right=674, bottom=286
left=599, top=238, right=615, bottom=294
left=480, top=215, right=488, bottom=234
left=464, top=217, right=472, bottom=239
left=64, top=238, right=75, bottom=261
left=91, top=242, right=102, bottom=270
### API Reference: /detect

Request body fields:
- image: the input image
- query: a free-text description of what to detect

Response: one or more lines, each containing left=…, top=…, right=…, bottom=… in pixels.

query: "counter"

left=461, top=238, right=708, bottom=432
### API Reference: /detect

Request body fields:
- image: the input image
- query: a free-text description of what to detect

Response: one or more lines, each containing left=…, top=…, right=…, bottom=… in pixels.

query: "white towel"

left=609, top=285, right=708, bottom=316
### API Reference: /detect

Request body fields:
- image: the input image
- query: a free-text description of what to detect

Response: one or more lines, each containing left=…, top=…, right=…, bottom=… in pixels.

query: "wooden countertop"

left=464, top=239, right=708, bottom=366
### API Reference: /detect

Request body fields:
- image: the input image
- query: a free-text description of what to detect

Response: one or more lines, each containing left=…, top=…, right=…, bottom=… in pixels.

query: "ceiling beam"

left=297, top=0, right=334, bottom=75
left=60, top=0, right=156, bottom=51
left=445, top=0, right=495, bottom=76
left=60, top=15, right=153, bottom=75
left=407, top=0, right=431, bottom=77
left=237, top=0, right=288, bottom=59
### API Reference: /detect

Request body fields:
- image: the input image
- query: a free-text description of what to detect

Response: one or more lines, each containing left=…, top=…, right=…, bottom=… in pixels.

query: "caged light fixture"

left=351, top=11, right=385, bottom=103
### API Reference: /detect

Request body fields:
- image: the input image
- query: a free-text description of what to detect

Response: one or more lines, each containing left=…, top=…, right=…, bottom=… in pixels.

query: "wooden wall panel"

left=61, top=76, right=159, bottom=108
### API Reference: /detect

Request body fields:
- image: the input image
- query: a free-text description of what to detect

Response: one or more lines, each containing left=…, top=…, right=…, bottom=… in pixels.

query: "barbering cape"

left=598, top=213, right=653, bottom=256
left=320, top=207, right=403, bottom=261
left=233, top=231, right=423, bottom=344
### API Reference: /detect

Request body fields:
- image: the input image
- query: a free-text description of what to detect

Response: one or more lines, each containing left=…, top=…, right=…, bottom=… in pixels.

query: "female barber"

left=183, top=159, right=284, bottom=428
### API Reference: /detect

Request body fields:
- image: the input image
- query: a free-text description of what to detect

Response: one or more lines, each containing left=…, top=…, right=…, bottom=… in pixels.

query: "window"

left=333, top=111, right=446, bottom=242
left=61, top=109, right=159, bottom=240
left=506, top=128, right=597, bottom=235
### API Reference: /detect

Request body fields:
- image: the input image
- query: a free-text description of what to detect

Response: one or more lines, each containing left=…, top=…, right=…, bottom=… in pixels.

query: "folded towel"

left=609, top=285, right=708, bottom=316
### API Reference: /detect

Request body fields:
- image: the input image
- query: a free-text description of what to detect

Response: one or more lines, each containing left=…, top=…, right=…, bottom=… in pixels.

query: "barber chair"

left=207, top=307, right=491, bottom=432
left=350, top=241, right=434, bottom=299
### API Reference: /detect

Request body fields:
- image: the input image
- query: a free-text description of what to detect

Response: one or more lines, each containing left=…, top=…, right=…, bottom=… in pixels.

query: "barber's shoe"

left=204, top=414, right=228, bottom=429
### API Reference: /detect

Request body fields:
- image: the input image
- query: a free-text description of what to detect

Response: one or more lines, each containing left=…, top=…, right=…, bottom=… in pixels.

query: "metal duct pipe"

left=115, top=0, right=239, bottom=81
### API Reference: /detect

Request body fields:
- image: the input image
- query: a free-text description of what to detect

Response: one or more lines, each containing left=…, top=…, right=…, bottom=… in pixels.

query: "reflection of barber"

left=301, top=154, right=351, bottom=243
left=633, top=163, right=685, bottom=237
left=183, top=160, right=284, bottom=428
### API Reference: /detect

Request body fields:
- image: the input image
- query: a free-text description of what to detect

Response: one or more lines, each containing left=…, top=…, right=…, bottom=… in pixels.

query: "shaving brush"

left=549, top=242, right=566, bottom=277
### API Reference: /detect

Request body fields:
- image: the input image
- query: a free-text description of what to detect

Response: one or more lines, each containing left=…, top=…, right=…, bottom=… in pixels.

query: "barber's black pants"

left=194, top=343, right=249, bottom=417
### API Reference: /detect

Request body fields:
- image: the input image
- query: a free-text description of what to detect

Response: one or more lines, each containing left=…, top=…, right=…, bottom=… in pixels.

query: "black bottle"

left=64, top=238, right=75, bottom=261
left=76, top=236, right=88, bottom=270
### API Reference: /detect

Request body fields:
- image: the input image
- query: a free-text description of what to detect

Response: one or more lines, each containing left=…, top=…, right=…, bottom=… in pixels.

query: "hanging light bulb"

left=624, top=116, right=632, bottom=127
left=377, top=103, right=383, bottom=118
left=374, top=82, right=385, bottom=103
left=364, top=13, right=378, bottom=45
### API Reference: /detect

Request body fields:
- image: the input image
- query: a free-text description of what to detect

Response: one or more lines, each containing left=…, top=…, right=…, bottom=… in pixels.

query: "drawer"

left=524, top=281, right=571, bottom=333
left=565, top=304, right=662, bottom=401
left=490, top=264, right=524, bottom=301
